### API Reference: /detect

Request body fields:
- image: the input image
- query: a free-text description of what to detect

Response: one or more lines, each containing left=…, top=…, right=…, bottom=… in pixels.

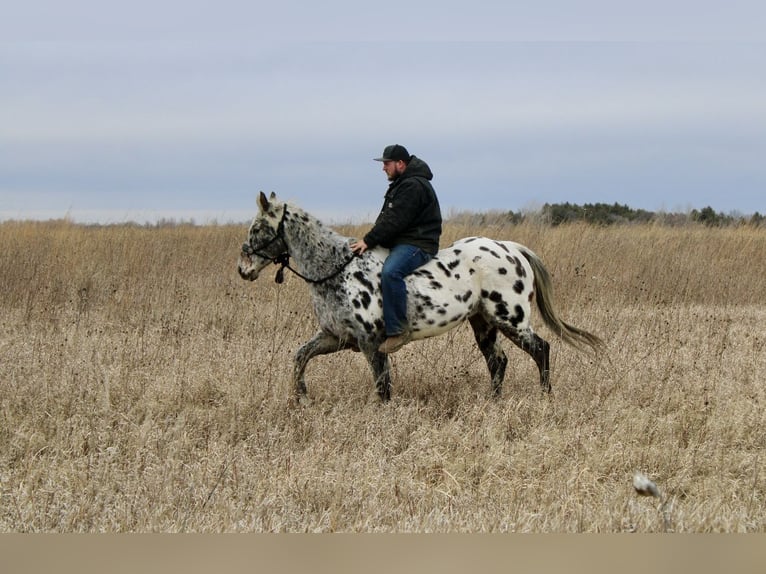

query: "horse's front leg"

left=293, top=330, right=348, bottom=403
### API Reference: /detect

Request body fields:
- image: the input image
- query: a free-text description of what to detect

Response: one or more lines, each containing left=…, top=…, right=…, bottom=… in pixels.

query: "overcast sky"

left=2, top=1, right=764, bottom=224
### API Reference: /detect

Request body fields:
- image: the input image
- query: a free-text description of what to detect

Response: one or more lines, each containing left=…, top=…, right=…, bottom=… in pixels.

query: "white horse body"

left=405, top=237, right=536, bottom=341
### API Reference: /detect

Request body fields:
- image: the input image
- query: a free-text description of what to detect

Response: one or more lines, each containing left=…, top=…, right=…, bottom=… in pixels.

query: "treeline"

left=450, top=203, right=765, bottom=227
left=4, top=203, right=762, bottom=230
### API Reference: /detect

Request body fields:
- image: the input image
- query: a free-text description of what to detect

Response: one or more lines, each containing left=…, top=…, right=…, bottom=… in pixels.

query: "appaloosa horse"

left=238, top=192, right=602, bottom=401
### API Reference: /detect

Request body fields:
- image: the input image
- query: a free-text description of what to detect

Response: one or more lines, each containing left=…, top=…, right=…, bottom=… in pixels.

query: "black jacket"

left=363, top=156, right=442, bottom=255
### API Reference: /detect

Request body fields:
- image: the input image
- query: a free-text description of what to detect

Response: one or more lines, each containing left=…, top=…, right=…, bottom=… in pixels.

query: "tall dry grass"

left=0, top=219, right=764, bottom=532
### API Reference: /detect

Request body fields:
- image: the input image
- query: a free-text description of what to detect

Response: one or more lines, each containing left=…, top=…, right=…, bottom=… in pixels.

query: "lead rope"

left=266, top=276, right=282, bottom=396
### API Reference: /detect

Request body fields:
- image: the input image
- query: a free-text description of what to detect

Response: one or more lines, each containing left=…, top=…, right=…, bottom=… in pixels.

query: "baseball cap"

left=373, top=144, right=411, bottom=162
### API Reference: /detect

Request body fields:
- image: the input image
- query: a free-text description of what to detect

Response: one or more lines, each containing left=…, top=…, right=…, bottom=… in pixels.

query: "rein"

left=244, top=206, right=357, bottom=285
left=271, top=252, right=357, bottom=285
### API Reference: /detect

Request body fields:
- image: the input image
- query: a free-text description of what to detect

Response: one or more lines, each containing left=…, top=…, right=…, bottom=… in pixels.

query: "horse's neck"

left=282, top=206, right=350, bottom=276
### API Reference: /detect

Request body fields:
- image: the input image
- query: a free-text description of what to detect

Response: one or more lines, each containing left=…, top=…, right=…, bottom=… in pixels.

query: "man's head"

left=374, top=144, right=410, bottom=181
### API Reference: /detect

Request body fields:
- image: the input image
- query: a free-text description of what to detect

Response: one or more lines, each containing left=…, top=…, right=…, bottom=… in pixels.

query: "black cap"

left=374, top=144, right=411, bottom=162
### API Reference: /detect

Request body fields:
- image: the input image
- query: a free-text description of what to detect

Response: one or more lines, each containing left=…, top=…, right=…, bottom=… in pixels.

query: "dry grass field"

left=0, top=218, right=763, bottom=532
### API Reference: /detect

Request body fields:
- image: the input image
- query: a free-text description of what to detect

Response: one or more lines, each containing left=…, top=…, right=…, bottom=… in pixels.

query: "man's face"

left=382, top=160, right=405, bottom=181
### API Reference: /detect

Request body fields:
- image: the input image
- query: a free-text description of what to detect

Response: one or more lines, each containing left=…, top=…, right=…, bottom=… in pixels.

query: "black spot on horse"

left=430, top=280, right=443, bottom=289
left=455, top=289, right=472, bottom=303
left=447, top=260, right=460, bottom=270
left=498, top=267, right=508, bottom=275
left=353, top=271, right=375, bottom=293
left=479, top=246, right=502, bottom=259
left=415, top=293, right=433, bottom=305
left=510, top=304, right=525, bottom=327
left=494, top=241, right=510, bottom=253
left=359, top=291, right=372, bottom=309
left=437, top=308, right=448, bottom=315
left=507, top=256, right=526, bottom=278
left=452, top=249, right=462, bottom=256
left=488, top=291, right=503, bottom=303
left=355, top=313, right=375, bottom=334
left=513, top=280, right=525, bottom=294
left=436, top=261, right=451, bottom=278
left=352, top=299, right=361, bottom=309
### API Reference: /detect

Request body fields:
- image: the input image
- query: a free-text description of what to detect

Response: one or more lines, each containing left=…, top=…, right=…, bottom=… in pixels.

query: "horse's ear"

left=269, top=191, right=277, bottom=201
left=258, top=191, right=270, bottom=213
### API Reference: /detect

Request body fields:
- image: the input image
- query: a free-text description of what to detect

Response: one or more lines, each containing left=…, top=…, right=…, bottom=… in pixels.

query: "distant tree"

left=505, top=210, right=525, bottom=225
left=542, top=202, right=656, bottom=226
left=473, top=201, right=757, bottom=228
left=542, top=202, right=584, bottom=225
left=691, top=206, right=721, bottom=226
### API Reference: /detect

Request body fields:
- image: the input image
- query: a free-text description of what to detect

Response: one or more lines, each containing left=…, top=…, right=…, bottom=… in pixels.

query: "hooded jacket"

left=363, top=156, right=442, bottom=255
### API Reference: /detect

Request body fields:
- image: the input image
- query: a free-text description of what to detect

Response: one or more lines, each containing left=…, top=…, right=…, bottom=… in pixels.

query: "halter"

left=243, top=205, right=357, bottom=285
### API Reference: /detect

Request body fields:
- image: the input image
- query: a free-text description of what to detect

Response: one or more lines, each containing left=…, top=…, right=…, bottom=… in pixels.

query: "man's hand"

left=350, top=239, right=368, bottom=255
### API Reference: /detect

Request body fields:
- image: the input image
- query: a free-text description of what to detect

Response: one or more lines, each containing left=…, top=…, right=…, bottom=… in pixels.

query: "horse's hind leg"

left=498, top=326, right=551, bottom=393
left=469, top=315, right=509, bottom=396
left=293, top=330, right=348, bottom=402
left=363, top=350, right=392, bottom=401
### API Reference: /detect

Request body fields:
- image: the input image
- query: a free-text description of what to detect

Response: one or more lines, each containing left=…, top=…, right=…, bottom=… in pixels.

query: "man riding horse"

left=350, top=145, right=442, bottom=354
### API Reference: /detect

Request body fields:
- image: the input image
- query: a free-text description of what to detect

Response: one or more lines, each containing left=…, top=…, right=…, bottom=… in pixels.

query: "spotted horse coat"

left=238, top=192, right=602, bottom=402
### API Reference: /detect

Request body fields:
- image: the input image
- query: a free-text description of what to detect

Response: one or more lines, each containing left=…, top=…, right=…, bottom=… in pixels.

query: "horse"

left=238, top=192, right=602, bottom=402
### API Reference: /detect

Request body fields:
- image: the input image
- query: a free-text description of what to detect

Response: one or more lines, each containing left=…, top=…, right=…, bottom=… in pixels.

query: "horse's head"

left=238, top=191, right=289, bottom=281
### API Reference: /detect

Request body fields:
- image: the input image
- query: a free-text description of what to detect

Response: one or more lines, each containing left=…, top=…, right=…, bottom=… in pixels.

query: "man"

left=350, top=144, right=442, bottom=354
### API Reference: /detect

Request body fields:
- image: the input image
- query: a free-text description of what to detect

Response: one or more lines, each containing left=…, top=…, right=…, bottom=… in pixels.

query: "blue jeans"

left=381, top=244, right=432, bottom=337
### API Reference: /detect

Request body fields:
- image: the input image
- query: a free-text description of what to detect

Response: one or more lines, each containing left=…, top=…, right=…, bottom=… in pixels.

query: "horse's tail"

left=519, top=247, right=604, bottom=353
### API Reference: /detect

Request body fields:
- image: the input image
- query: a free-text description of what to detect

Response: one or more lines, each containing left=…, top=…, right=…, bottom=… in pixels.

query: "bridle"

left=242, top=206, right=357, bottom=285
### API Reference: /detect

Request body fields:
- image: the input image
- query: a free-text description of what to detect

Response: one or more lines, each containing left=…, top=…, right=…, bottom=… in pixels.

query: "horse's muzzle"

left=238, top=265, right=258, bottom=281
left=237, top=253, right=259, bottom=281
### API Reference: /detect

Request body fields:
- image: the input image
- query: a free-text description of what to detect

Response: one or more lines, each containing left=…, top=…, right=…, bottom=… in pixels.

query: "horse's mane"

left=283, top=200, right=350, bottom=242
left=279, top=199, right=354, bottom=278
